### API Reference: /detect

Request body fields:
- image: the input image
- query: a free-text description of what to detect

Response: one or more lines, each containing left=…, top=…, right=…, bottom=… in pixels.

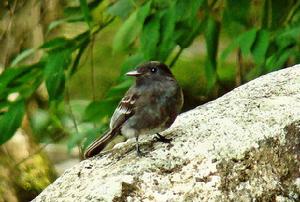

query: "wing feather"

left=84, top=87, right=138, bottom=158
left=110, top=87, right=138, bottom=130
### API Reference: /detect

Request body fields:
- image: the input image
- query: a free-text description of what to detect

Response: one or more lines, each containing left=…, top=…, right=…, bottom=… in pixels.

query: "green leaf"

left=225, top=0, right=250, bottom=23
left=84, top=97, right=120, bottom=122
left=173, top=0, right=206, bottom=49
left=47, top=19, right=66, bottom=34
left=44, top=50, right=71, bottom=101
left=63, top=1, right=101, bottom=24
left=221, top=28, right=257, bottom=61
left=262, top=0, right=297, bottom=29
left=251, top=29, right=269, bottom=65
left=0, top=101, right=9, bottom=111
left=79, top=0, right=93, bottom=28
left=73, top=30, right=91, bottom=48
left=0, top=63, right=43, bottom=99
left=67, top=130, right=86, bottom=151
left=158, top=5, right=177, bottom=61
left=0, top=68, right=31, bottom=97
left=204, top=16, right=220, bottom=91
left=245, top=64, right=264, bottom=81
left=222, top=0, right=250, bottom=34
left=0, top=100, right=25, bottom=144
left=41, top=37, right=71, bottom=49
left=275, top=36, right=296, bottom=51
left=120, top=53, right=145, bottom=75
left=239, top=29, right=257, bottom=57
left=105, top=79, right=132, bottom=98
left=269, top=0, right=295, bottom=29
left=291, top=5, right=300, bottom=24
left=205, top=17, right=220, bottom=62
left=48, top=10, right=91, bottom=32
left=69, top=37, right=90, bottom=76
left=9, top=68, right=43, bottom=98
left=64, top=5, right=84, bottom=20
left=261, top=0, right=270, bottom=28
left=275, top=26, right=300, bottom=49
left=107, top=0, right=134, bottom=19
left=81, top=126, right=107, bottom=149
left=265, top=48, right=296, bottom=72
left=175, top=0, right=204, bottom=22
left=11, top=48, right=36, bottom=66
left=30, top=109, right=50, bottom=134
left=175, top=17, right=206, bottom=49
left=141, top=14, right=161, bottom=60
left=113, top=1, right=151, bottom=53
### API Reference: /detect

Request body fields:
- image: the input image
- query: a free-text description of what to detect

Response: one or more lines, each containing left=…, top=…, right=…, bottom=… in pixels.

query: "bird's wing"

left=110, top=87, right=138, bottom=130
left=84, top=129, right=114, bottom=158
left=84, top=87, right=138, bottom=159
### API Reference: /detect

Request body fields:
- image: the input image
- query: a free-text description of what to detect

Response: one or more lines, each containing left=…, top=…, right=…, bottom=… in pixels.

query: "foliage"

left=1, top=0, right=300, bottom=153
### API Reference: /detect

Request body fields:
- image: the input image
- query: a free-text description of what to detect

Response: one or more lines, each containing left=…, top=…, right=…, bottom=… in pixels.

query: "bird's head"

left=126, top=61, right=173, bottom=82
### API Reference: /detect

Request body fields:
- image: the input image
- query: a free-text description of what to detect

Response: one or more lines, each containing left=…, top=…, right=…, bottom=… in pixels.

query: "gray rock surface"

left=33, top=65, right=300, bottom=201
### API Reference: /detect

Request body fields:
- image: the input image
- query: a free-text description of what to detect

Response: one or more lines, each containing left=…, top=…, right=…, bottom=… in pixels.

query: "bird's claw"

left=135, top=141, right=145, bottom=157
left=154, top=133, right=172, bottom=143
left=136, top=149, right=145, bottom=157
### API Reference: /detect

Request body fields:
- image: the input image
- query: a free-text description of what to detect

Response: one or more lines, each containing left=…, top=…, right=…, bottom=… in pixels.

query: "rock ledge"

left=34, top=65, right=300, bottom=201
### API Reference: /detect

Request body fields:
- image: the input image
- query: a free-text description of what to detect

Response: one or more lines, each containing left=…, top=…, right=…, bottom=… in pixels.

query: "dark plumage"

left=84, top=61, right=183, bottom=158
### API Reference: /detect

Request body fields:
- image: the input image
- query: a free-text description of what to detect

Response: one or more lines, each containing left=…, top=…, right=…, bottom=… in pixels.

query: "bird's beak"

left=126, top=70, right=142, bottom=77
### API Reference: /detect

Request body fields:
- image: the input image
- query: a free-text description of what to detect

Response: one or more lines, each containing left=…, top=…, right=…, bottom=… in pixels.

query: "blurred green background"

left=1, top=0, right=300, bottom=200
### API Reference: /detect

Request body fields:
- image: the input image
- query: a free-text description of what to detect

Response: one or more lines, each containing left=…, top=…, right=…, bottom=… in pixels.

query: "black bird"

left=84, top=61, right=183, bottom=158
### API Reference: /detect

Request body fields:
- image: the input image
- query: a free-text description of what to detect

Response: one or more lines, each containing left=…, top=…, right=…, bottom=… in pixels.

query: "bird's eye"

left=150, top=67, right=157, bottom=73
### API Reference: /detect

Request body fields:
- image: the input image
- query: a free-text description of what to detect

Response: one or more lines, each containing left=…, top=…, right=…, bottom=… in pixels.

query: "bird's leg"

left=153, top=133, right=172, bottom=143
left=135, top=136, right=144, bottom=157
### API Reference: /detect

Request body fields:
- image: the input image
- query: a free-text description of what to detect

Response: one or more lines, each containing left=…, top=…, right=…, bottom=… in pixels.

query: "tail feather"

left=84, top=130, right=116, bottom=159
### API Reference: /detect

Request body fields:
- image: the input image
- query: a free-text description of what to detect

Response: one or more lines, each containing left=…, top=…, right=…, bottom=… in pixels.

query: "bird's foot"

left=136, top=149, right=145, bottom=157
left=136, top=145, right=145, bottom=157
left=153, top=133, right=172, bottom=143
left=135, top=140, right=145, bottom=157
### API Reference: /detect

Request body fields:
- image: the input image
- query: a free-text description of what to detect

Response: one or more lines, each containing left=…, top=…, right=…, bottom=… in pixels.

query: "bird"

left=84, top=61, right=183, bottom=158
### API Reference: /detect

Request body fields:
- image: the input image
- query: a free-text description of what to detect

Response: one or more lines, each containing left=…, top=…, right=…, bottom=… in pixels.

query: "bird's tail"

left=84, top=130, right=117, bottom=159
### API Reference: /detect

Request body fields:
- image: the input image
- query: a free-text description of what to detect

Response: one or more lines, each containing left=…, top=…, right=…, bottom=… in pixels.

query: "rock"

left=33, top=65, right=300, bottom=201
